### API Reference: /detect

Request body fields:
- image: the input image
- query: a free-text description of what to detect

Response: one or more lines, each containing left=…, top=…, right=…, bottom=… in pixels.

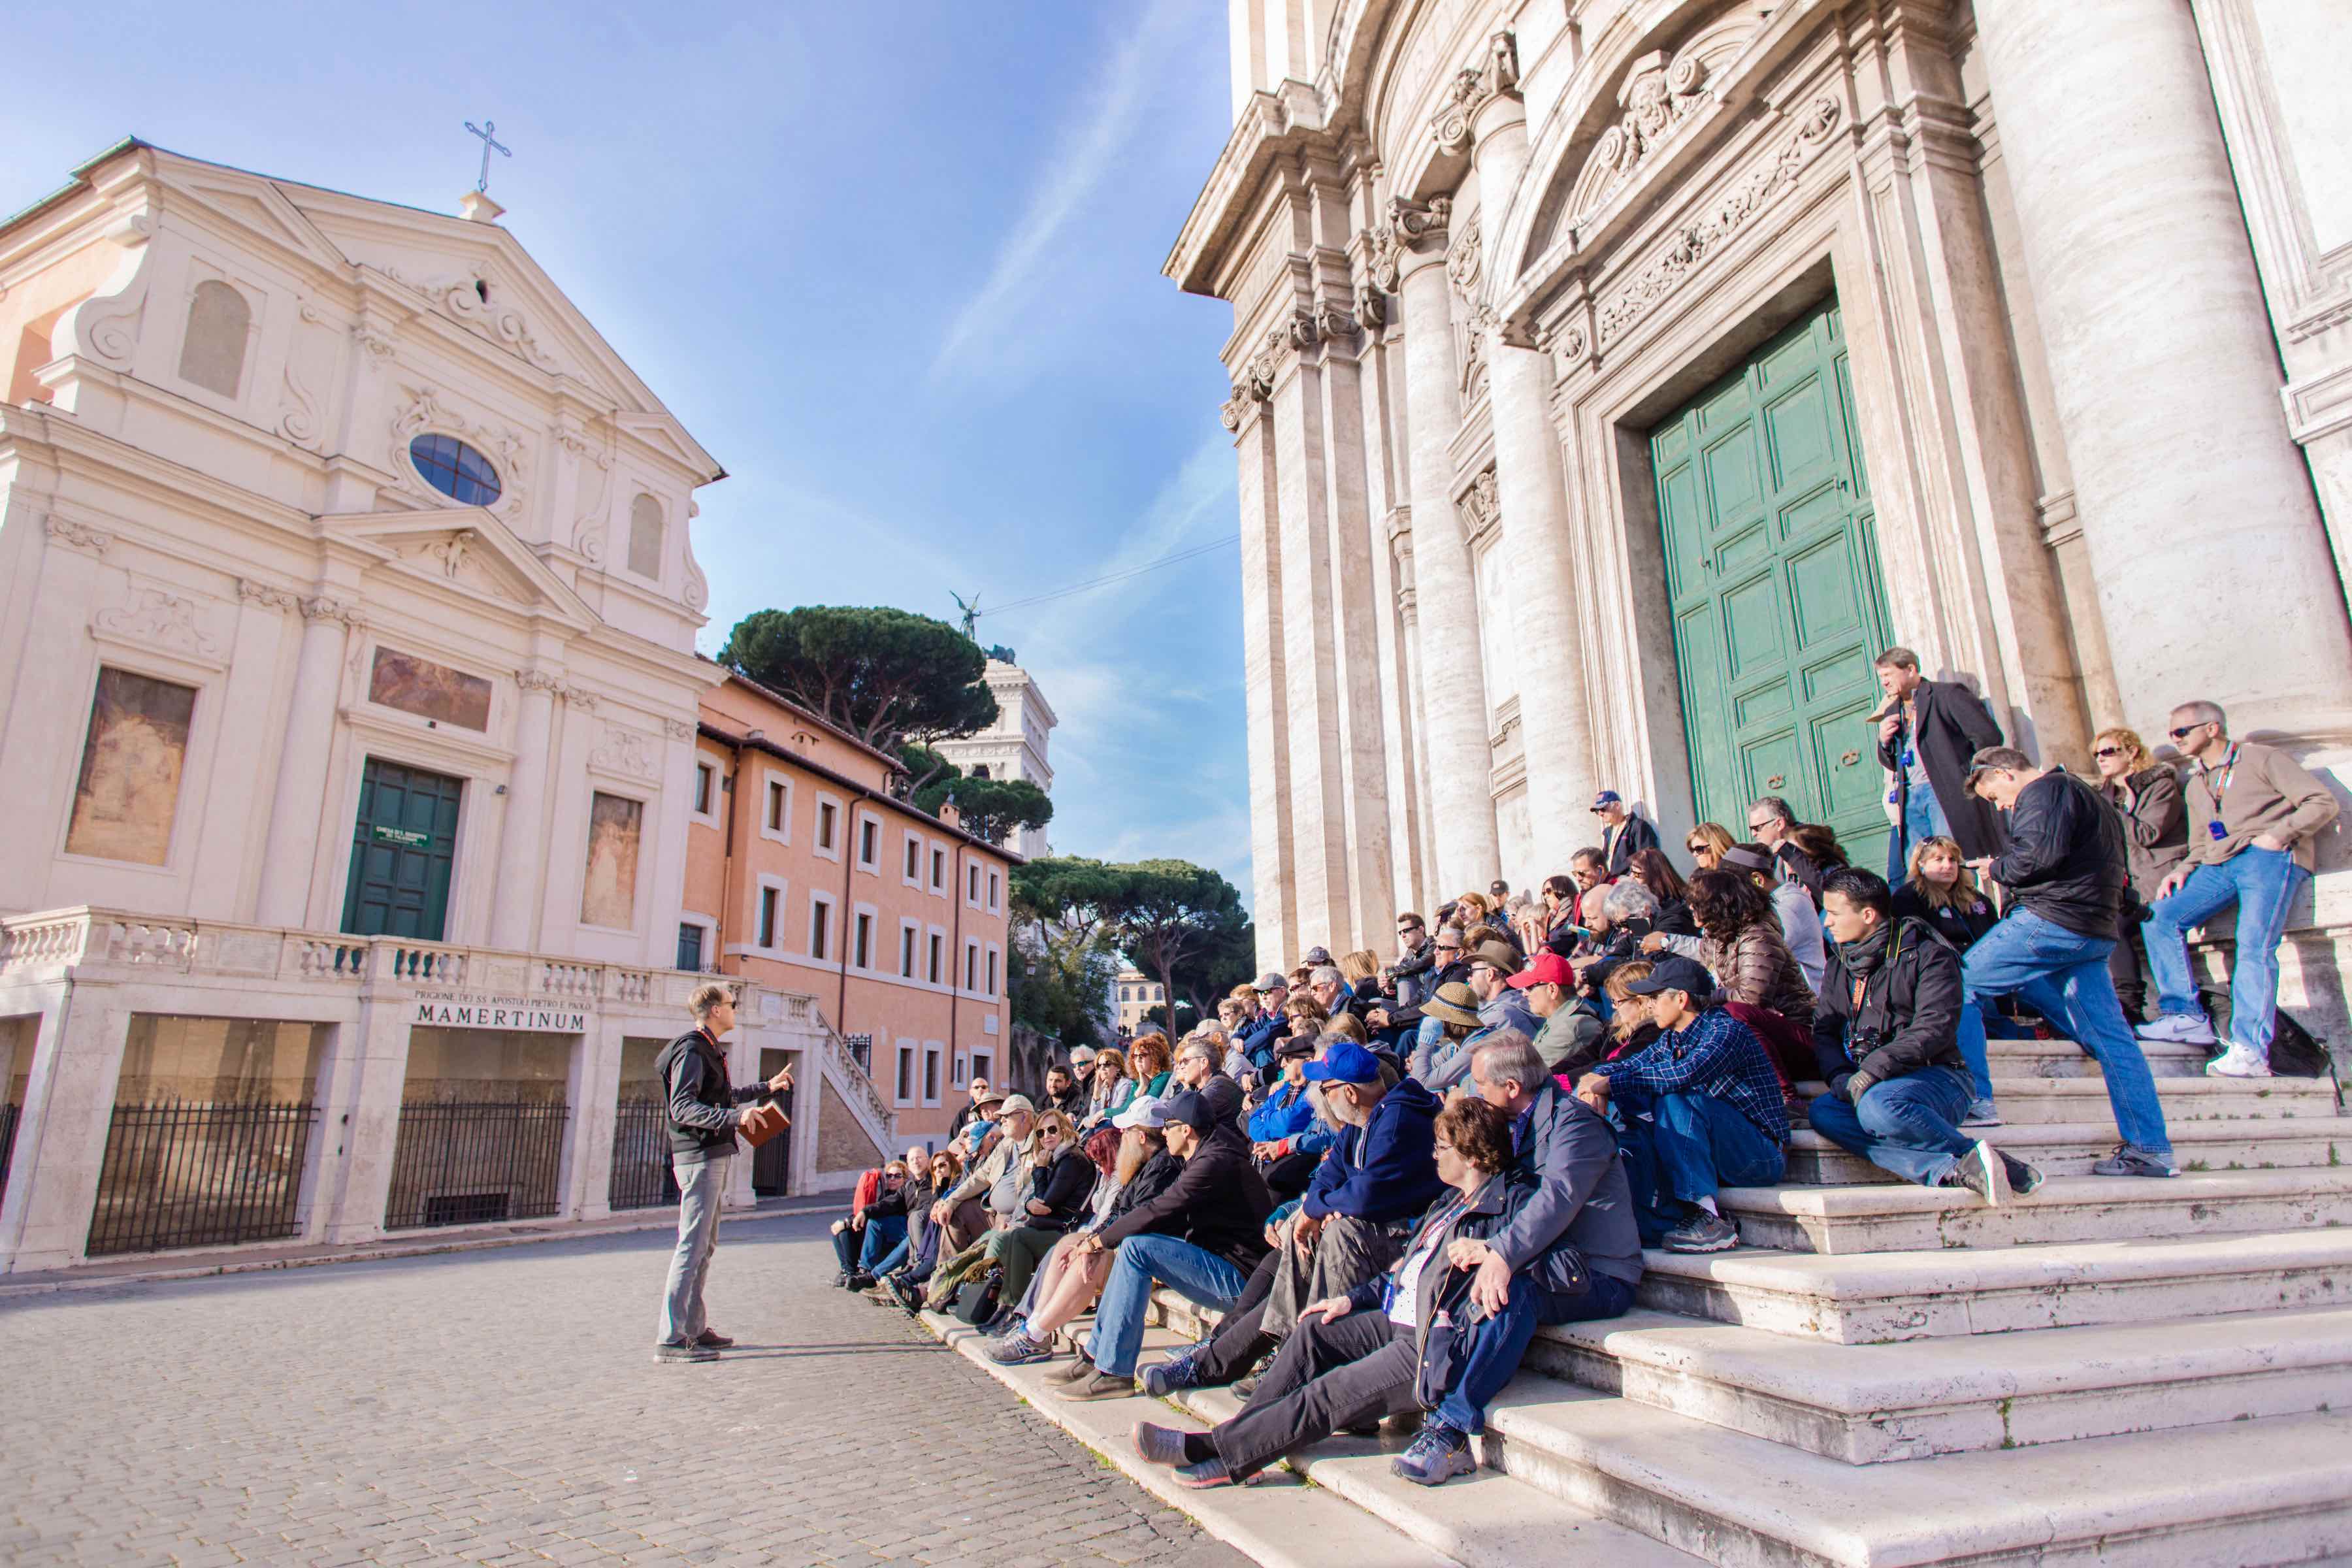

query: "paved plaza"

left=0, top=1213, right=1249, bottom=1568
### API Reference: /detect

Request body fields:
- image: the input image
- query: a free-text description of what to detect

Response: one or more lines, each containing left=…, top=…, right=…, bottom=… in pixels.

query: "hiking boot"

left=2138, top=1011, right=2217, bottom=1046
left=1230, top=1375, right=1258, bottom=1399
left=1173, top=1456, right=1236, bottom=1489
left=1663, top=1210, right=1739, bottom=1254
left=844, top=1272, right=875, bottom=1292
left=1141, top=1350, right=1203, bottom=1399
left=1942, top=1141, right=2010, bottom=1205
left=1999, top=1152, right=2045, bottom=1196
left=691, top=1329, right=734, bottom=1349
left=653, top=1341, right=718, bottom=1364
left=987, top=1329, right=1054, bottom=1367
left=1962, top=1099, right=2002, bottom=1128
left=1392, top=1421, right=1475, bottom=1486
left=1044, top=1353, right=1098, bottom=1386
left=1053, top=1369, right=1137, bottom=1403
left=885, top=1275, right=923, bottom=1315
left=2205, top=1045, right=2273, bottom=1079
left=1132, top=1421, right=1190, bottom=1466
left=2093, top=1145, right=2177, bottom=1179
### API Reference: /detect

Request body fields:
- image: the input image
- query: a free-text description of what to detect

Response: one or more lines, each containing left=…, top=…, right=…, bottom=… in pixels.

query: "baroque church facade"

left=1170, top=0, right=2352, bottom=1039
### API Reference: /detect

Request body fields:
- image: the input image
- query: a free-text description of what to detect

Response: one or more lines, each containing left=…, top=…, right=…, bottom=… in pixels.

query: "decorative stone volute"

left=1428, top=32, right=1521, bottom=154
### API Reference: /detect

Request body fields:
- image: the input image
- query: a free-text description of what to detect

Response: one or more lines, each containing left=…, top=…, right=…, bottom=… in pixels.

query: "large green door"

left=342, top=758, right=463, bottom=940
left=1651, top=302, right=1895, bottom=870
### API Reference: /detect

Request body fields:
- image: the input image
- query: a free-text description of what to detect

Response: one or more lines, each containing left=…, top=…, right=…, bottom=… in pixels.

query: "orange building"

left=687, top=670, right=1018, bottom=1149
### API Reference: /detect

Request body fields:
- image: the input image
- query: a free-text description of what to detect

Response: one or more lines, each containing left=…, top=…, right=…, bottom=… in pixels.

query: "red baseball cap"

left=1507, top=952, right=1573, bottom=989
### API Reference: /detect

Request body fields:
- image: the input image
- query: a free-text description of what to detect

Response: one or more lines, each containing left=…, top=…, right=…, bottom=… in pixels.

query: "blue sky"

left=5, top=1, right=1253, bottom=899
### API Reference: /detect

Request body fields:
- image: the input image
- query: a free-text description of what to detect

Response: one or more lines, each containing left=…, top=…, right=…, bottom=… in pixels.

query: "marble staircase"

left=927, top=1034, right=2352, bottom=1566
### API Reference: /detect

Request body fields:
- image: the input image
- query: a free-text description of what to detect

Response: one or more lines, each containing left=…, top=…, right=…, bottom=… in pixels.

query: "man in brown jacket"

left=2138, top=701, right=2340, bottom=1076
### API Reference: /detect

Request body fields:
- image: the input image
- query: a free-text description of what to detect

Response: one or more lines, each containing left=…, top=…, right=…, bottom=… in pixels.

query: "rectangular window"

left=757, top=887, right=779, bottom=947
left=970, top=1051, right=992, bottom=1088
left=923, top=1047, right=941, bottom=1104
left=857, top=816, right=879, bottom=868
left=676, top=923, right=704, bottom=971
left=895, top=1045, right=915, bottom=1105
left=817, top=800, right=838, bottom=853
left=988, top=871, right=1001, bottom=910
left=900, top=924, right=917, bottom=977
left=904, top=834, right=921, bottom=881
left=853, top=911, right=873, bottom=970
left=930, top=847, right=945, bottom=891
left=766, top=779, right=787, bottom=833
left=809, top=896, right=832, bottom=961
left=985, top=947, right=997, bottom=996
left=693, top=762, right=713, bottom=816
left=964, top=941, right=978, bottom=991
left=968, top=864, right=981, bottom=903
left=928, top=933, right=943, bottom=985
left=66, top=667, right=198, bottom=865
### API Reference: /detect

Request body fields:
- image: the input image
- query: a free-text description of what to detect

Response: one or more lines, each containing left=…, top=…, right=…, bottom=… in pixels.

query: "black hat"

left=1160, top=1089, right=1218, bottom=1135
left=1623, top=955, right=1714, bottom=999
left=1274, top=1034, right=1316, bottom=1061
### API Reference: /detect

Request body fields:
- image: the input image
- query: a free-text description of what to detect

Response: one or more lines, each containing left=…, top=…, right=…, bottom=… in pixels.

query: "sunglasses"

left=1685, top=842, right=1708, bottom=854
left=2093, top=745, right=2125, bottom=758
left=1435, top=944, right=1462, bottom=955
left=1746, top=820, right=1772, bottom=832
left=2168, top=723, right=2209, bottom=740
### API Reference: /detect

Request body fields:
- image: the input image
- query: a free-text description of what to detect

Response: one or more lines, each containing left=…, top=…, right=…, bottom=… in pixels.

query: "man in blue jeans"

left=1959, top=747, right=2174, bottom=1177
left=1051, top=1085, right=1272, bottom=1401
left=1577, top=956, right=1788, bottom=1254
left=1808, top=868, right=2044, bottom=1200
left=2138, top=701, right=2340, bottom=1078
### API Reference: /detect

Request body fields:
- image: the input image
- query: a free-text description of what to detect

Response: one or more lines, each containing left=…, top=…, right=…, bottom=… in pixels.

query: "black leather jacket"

left=653, top=1028, right=775, bottom=1164
left=1988, top=770, right=2129, bottom=940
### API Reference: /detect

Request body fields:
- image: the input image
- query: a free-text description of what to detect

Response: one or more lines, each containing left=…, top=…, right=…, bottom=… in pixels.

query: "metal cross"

left=464, top=119, right=511, bottom=192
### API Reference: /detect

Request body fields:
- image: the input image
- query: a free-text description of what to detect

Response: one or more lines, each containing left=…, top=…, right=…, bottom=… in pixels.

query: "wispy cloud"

left=928, top=0, right=1187, bottom=382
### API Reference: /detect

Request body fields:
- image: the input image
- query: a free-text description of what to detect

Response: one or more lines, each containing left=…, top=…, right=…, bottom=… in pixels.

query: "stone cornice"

left=1164, top=81, right=1335, bottom=299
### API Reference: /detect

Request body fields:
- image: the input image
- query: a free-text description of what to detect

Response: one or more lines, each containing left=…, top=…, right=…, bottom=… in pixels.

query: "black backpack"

left=2197, top=984, right=2336, bottom=1080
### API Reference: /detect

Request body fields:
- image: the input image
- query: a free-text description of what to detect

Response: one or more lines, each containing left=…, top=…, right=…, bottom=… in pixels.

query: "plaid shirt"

left=1595, top=1006, right=1789, bottom=1144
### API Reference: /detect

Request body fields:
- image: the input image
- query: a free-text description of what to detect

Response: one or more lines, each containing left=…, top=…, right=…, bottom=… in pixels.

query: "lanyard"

left=2202, top=744, right=2241, bottom=811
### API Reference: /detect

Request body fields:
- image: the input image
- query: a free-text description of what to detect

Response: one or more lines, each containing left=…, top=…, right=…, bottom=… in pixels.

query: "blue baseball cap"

left=1591, top=790, right=1623, bottom=809
left=1300, top=1039, right=1382, bottom=1086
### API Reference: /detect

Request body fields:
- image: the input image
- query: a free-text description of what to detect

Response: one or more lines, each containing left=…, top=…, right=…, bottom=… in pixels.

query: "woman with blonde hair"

left=2091, top=725, right=2187, bottom=1021
left=1339, top=949, right=1382, bottom=988
left=985, top=1109, right=1095, bottom=1310
left=1894, top=835, right=2001, bottom=951
left=1084, top=1047, right=1136, bottom=1129
left=1682, top=822, right=1735, bottom=870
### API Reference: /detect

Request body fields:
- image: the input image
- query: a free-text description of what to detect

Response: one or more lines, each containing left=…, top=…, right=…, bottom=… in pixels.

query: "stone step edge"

left=1477, top=1371, right=2352, bottom=1568
left=1722, top=1165, right=2352, bottom=1218
left=1788, top=1117, right=2344, bottom=1152
left=1530, top=1302, right=2352, bottom=1421
left=913, top=1307, right=1467, bottom=1568
left=1793, top=1075, right=2335, bottom=1098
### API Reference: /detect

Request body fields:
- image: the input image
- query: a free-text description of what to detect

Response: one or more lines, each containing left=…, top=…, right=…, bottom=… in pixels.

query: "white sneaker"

left=2204, top=1045, right=2272, bottom=1079
left=2136, top=1013, right=2217, bottom=1046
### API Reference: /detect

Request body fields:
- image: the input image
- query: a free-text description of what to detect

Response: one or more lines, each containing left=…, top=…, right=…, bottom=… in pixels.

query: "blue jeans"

left=1953, top=1002, right=1997, bottom=1102
left=1086, top=1233, right=1250, bottom=1378
left=1806, top=1068, right=1975, bottom=1187
left=2142, top=849, right=2310, bottom=1056
left=658, top=1154, right=729, bottom=1344
left=829, top=1213, right=907, bottom=1276
left=1616, top=1090, right=1785, bottom=1239
left=1441, top=1271, right=1635, bottom=1433
left=1888, top=779, right=1951, bottom=881
left=1959, top=909, right=2171, bottom=1158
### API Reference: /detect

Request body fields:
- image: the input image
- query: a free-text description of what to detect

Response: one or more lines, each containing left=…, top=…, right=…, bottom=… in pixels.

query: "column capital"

left=515, top=668, right=564, bottom=695
left=1429, top=32, right=1520, bottom=154
left=299, top=594, right=363, bottom=627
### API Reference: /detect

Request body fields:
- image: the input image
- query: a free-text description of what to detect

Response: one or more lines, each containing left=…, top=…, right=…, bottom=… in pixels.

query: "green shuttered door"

left=342, top=758, right=463, bottom=941
left=1651, top=302, right=1894, bottom=869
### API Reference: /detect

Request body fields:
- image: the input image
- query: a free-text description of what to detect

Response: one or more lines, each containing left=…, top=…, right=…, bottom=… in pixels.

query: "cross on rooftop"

left=464, top=119, right=511, bottom=193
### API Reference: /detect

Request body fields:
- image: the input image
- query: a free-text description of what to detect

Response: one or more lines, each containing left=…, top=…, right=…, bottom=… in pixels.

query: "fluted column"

left=489, top=670, right=561, bottom=949
left=1974, top=0, right=2352, bottom=736
left=1392, top=202, right=1502, bottom=892
left=255, top=596, right=358, bottom=926
left=1470, top=86, right=1600, bottom=875
left=1226, top=388, right=1298, bottom=968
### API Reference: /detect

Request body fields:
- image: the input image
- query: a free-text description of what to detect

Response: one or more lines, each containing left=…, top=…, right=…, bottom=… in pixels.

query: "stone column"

left=1394, top=203, right=1503, bottom=892
left=1226, top=391, right=1298, bottom=968
left=1973, top=0, right=2352, bottom=736
left=255, top=596, right=357, bottom=927
left=489, top=670, right=561, bottom=951
left=0, top=990, right=128, bottom=1272
left=1471, top=91, right=1601, bottom=875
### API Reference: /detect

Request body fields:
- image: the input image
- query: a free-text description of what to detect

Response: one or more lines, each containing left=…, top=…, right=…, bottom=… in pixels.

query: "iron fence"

left=0, top=1101, right=21, bottom=1205
left=384, top=1098, right=568, bottom=1230
left=85, top=1098, right=319, bottom=1256
left=608, top=1098, right=678, bottom=1211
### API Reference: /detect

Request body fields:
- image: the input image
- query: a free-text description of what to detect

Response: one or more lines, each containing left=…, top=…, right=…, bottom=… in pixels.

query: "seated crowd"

left=822, top=670, right=2333, bottom=1488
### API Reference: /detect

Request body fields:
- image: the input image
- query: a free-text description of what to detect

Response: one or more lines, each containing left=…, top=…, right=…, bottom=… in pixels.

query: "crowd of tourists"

left=662, top=653, right=2335, bottom=1491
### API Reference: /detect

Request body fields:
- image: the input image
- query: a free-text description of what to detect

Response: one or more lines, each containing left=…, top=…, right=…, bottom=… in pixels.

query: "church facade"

left=0, top=142, right=891, bottom=1273
left=1169, top=0, right=2352, bottom=1041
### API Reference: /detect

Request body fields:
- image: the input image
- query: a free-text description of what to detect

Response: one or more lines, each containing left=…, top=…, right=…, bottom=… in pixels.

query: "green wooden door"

left=342, top=758, right=463, bottom=940
left=1651, top=302, right=1894, bottom=870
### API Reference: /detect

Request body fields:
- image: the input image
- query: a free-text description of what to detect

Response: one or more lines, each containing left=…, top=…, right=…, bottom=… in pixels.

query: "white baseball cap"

left=1112, top=1094, right=1172, bottom=1130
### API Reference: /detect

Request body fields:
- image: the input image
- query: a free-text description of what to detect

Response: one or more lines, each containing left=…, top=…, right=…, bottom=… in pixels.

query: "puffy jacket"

left=1487, top=1081, right=1643, bottom=1289
left=1988, top=769, right=2129, bottom=939
left=1247, top=1080, right=1317, bottom=1144
left=2099, top=765, right=2189, bottom=900
left=653, top=1029, right=775, bottom=1164
left=1698, top=922, right=1817, bottom=1028
left=1236, top=1012, right=1290, bottom=1073
left=1811, top=915, right=1968, bottom=1086
left=1092, top=1127, right=1273, bottom=1271
left=1300, top=1077, right=1446, bottom=1223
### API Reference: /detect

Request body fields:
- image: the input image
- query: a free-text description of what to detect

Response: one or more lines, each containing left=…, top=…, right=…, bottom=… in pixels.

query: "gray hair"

left=1749, top=795, right=1795, bottom=826
left=1176, top=1037, right=1217, bottom=1065
left=1470, top=1030, right=1546, bottom=1098
left=1602, top=881, right=1660, bottom=921
left=1310, top=965, right=1343, bottom=987
left=2172, top=698, right=2227, bottom=731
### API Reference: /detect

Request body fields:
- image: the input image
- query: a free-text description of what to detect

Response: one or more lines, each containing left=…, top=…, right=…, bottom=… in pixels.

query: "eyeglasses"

left=1746, top=819, right=1773, bottom=832
left=2168, top=723, right=2210, bottom=740
left=2093, top=745, right=2125, bottom=758
left=1432, top=1138, right=1456, bottom=1154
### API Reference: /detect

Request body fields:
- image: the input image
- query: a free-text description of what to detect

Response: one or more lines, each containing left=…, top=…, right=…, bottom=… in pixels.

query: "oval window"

left=408, top=433, right=503, bottom=506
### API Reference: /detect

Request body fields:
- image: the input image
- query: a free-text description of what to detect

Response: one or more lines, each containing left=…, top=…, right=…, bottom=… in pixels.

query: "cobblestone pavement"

left=0, top=1213, right=1250, bottom=1568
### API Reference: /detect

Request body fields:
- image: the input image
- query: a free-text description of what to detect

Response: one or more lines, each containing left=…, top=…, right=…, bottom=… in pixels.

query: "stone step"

left=1784, top=1115, right=2347, bottom=1184
left=1792, top=1073, right=2338, bottom=1124
left=1634, top=1228, right=2352, bottom=1343
left=1173, top=1386, right=1704, bottom=1568
left=1984, top=1035, right=2208, bottom=1077
left=1518, top=1305, right=2352, bottom=1462
left=1722, top=1167, right=2352, bottom=1253
left=1477, top=1375, right=2352, bottom=1567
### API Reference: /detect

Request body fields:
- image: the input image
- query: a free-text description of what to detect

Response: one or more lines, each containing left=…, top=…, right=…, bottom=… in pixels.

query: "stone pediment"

left=325, top=506, right=596, bottom=630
